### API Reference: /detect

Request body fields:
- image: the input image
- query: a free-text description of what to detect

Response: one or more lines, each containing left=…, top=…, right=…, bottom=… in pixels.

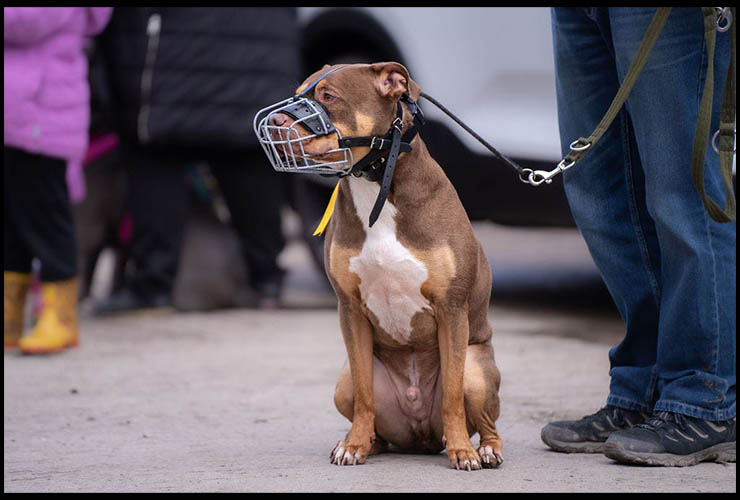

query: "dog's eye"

left=321, top=91, right=336, bottom=103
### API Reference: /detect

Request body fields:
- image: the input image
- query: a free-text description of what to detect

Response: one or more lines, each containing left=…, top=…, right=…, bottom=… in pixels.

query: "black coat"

left=99, top=7, right=301, bottom=150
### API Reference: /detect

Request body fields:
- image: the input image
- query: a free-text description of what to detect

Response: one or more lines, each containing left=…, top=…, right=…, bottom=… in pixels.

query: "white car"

left=296, top=6, right=574, bottom=227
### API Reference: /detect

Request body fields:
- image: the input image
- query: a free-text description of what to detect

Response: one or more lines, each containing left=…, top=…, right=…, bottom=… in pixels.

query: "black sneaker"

left=604, top=411, right=736, bottom=466
left=541, top=405, right=651, bottom=453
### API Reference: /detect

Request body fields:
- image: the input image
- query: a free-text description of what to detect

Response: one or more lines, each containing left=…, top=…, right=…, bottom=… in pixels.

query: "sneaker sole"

left=604, top=440, right=736, bottom=467
left=541, top=428, right=606, bottom=453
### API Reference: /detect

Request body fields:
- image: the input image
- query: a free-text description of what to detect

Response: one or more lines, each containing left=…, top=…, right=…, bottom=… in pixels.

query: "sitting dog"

left=258, top=62, right=503, bottom=470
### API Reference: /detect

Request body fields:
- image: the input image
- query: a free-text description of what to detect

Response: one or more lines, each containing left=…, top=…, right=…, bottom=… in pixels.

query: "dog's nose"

left=270, top=113, right=289, bottom=127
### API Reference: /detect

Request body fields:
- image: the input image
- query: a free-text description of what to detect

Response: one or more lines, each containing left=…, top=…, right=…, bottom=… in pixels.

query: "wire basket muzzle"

left=253, top=97, right=353, bottom=175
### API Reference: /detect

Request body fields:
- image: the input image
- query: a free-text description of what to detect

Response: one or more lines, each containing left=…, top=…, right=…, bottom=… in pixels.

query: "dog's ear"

left=372, top=62, right=421, bottom=101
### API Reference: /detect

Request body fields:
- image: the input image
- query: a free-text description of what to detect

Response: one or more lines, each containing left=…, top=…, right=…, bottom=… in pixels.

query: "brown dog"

left=276, top=62, right=503, bottom=470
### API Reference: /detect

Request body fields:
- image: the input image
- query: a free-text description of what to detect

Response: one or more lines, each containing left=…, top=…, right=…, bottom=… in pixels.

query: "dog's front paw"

left=330, top=440, right=370, bottom=466
left=445, top=442, right=482, bottom=471
left=478, top=444, right=503, bottom=468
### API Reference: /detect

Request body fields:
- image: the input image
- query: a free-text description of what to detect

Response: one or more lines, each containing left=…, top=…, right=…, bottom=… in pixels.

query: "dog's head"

left=255, top=62, right=421, bottom=174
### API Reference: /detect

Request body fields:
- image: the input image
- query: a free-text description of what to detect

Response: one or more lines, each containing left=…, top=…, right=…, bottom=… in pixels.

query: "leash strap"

left=548, top=7, right=674, bottom=183
left=418, top=91, right=527, bottom=178
left=417, top=9, right=674, bottom=188
left=691, top=6, right=736, bottom=222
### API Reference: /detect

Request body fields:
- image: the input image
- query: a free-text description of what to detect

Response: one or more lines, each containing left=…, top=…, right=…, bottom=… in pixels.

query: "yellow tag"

left=313, top=180, right=341, bottom=236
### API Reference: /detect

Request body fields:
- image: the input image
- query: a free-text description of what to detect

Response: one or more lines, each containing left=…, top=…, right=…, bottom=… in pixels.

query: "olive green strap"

left=528, top=8, right=673, bottom=186
left=691, top=7, right=736, bottom=223
left=562, top=7, right=673, bottom=166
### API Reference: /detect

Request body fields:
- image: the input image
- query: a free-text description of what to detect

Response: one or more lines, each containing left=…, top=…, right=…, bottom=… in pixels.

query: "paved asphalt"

left=3, top=222, right=736, bottom=492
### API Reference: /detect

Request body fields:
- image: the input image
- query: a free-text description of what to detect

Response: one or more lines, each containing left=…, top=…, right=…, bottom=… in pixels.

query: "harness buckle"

left=370, top=137, right=386, bottom=150
left=392, top=117, right=404, bottom=132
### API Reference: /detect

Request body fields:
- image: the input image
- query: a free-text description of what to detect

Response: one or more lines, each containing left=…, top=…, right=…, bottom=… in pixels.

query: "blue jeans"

left=551, top=7, right=735, bottom=421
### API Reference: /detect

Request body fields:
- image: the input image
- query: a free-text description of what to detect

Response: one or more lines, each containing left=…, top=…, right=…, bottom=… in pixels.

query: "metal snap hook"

left=558, top=158, right=576, bottom=171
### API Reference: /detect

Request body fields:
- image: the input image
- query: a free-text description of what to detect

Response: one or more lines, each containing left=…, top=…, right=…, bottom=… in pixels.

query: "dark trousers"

left=121, top=143, right=286, bottom=301
left=4, top=146, right=77, bottom=282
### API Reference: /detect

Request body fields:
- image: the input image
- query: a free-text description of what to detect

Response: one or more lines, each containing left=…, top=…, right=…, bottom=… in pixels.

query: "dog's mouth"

left=269, top=121, right=342, bottom=161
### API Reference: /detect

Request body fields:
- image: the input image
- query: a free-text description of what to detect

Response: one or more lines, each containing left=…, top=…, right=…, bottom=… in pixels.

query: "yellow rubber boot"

left=4, top=271, right=31, bottom=349
left=18, top=278, right=79, bottom=354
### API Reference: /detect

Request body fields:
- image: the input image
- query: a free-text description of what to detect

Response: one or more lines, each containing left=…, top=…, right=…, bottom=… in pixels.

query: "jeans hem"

left=607, top=394, right=652, bottom=413
left=653, top=400, right=736, bottom=421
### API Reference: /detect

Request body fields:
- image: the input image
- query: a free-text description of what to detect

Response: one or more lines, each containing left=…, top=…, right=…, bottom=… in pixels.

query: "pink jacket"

left=4, top=7, right=112, bottom=202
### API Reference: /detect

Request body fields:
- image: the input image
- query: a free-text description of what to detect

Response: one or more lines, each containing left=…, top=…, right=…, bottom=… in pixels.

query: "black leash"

left=418, top=91, right=528, bottom=179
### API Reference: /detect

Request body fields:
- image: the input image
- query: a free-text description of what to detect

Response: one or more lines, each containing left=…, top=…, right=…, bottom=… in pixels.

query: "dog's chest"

left=347, top=177, right=432, bottom=344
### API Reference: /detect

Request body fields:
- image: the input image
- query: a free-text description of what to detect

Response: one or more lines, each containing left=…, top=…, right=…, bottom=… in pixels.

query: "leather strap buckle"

left=370, top=137, right=387, bottom=150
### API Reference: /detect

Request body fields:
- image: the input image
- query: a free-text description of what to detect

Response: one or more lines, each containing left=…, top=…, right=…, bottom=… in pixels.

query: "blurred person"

left=73, top=38, right=130, bottom=302
left=4, top=7, right=112, bottom=354
left=541, top=7, right=735, bottom=466
left=92, top=7, right=300, bottom=314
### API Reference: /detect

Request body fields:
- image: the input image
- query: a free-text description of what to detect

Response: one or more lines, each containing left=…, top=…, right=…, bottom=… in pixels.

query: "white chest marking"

left=347, top=177, right=431, bottom=344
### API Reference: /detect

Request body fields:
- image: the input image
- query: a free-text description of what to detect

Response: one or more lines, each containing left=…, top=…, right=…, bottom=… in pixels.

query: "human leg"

left=551, top=7, right=664, bottom=412
left=208, top=149, right=287, bottom=305
left=94, top=143, right=189, bottom=313
left=608, top=6, right=734, bottom=422
left=3, top=147, right=80, bottom=353
left=4, top=148, right=33, bottom=347
left=600, top=6, right=735, bottom=465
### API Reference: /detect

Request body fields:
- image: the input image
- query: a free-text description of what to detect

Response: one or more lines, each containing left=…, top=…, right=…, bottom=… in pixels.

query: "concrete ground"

left=3, top=222, right=736, bottom=493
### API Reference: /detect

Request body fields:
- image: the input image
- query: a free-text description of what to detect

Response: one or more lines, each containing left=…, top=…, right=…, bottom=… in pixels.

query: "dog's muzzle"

left=253, top=96, right=353, bottom=175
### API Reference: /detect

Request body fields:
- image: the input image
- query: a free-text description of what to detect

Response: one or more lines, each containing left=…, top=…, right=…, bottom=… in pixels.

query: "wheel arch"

left=300, top=8, right=408, bottom=73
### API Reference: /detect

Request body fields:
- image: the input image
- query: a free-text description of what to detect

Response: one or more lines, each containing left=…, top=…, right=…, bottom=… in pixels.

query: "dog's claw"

left=332, top=445, right=345, bottom=465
